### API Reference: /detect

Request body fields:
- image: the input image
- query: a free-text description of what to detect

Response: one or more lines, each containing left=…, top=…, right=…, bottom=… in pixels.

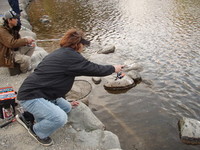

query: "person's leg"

left=19, top=98, right=67, bottom=139
left=15, top=46, right=35, bottom=72
left=14, top=52, right=31, bottom=73
left=8, top=0, right=20, bottom=14
left=54, top=97, right=72, bottom=113
left=18, top=46, right=35, bottom=57
left=16, top=111, right=34, bottom=130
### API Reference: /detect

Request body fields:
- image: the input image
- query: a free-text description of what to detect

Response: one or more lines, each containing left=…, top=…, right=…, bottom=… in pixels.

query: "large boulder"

left=20, top=28, right=37, bottom=39
left=31, top=46, right=48, bottom=69
left=73, top=129, right=121, bottom=150
left=68, top=102, right=105, bottom=131
left=21, top=18, right=32, bottom=30
left=67, top=102, right=121, bottom=149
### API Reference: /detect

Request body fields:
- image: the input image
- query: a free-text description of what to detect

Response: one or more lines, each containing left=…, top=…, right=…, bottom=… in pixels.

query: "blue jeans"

left=19, top=97, right=72, bottom=139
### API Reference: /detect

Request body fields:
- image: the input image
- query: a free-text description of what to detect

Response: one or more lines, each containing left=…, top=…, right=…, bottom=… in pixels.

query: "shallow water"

left=28, top=0, right=200, bottom=149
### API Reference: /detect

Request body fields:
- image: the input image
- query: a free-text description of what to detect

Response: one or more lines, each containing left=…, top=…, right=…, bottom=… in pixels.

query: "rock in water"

left=104, top=75, right=135, bottom=91
left=97, top=45, right=115, bottom=54
left=92, top=77, right=101, bottom=84
left=127, top=70, right=142, bottom=84
left=178, top=117, right=200, bottom=144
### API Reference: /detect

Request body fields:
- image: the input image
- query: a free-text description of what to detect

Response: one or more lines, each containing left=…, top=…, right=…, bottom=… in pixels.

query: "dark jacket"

left=0, top=25, right=27, bottom=67
left=17, top=47, right=115, bottom=101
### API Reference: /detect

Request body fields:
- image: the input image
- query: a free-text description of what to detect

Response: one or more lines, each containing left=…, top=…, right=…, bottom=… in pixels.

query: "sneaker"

left=28, top=126, right=53, bottom=146
left=16, top=113, right=33, bottom=130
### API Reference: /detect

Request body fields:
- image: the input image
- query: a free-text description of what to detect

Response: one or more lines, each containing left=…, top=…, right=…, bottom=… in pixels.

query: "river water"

left=28, top=0, right=200, bottom=149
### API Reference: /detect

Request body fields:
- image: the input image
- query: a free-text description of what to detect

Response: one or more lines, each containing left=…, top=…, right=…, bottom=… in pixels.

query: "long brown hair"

left=3, top=18, right=20, bottom=39
left=60, top=28, right=84, bottom=51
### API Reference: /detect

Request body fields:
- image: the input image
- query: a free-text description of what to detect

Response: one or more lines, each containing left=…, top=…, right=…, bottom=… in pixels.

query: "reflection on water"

left=28, top=0, right=200, bottom=149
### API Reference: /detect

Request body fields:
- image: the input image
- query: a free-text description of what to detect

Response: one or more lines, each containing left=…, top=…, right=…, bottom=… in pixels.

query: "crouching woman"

left=16, top=28, right=124, bottom=146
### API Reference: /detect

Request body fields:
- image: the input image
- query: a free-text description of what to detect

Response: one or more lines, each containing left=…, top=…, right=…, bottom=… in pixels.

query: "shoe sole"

left=16, top=114, right=29, bottom=130
left=16, top=114, right=53, bottom=146
left=28, top=129, right=54, bottom=146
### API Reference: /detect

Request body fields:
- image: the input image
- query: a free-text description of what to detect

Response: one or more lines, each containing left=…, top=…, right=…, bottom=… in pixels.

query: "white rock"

left=178, top=117, right=200, bottom=144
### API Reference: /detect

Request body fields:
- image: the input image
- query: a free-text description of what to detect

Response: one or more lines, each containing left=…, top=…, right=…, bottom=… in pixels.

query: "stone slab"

left=178, top=117, right=200, bottom=145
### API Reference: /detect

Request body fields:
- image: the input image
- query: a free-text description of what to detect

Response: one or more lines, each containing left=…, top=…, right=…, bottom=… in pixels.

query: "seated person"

left=0, top=10, right=35, bottom=73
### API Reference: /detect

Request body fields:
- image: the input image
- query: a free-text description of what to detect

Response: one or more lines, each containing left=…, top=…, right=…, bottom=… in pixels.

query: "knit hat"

left=4, top=10, right=19, bottom=19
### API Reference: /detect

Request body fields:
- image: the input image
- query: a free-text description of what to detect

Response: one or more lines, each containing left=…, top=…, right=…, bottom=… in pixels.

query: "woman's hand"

left=25, top=37, right=36, bottom=47
left=26, top=37, right=34, bottom=44
left=113, top=65, right=124, bottom=73
left=70, top=101, right=79, bottom=107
